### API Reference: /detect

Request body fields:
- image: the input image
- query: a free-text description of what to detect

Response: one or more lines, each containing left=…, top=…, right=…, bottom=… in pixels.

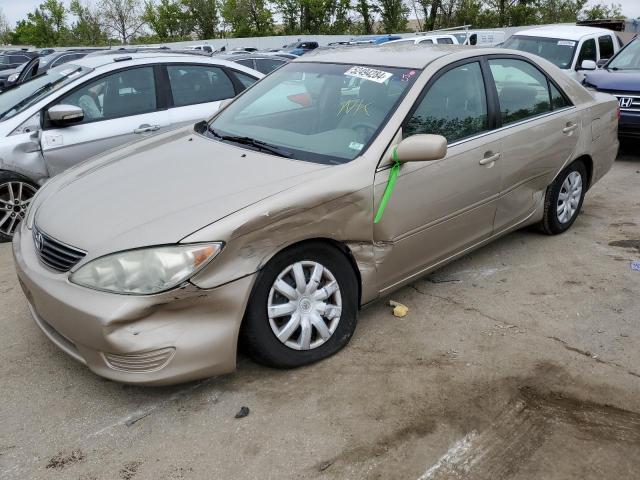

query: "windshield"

left=607, top=39, right=640, bottom=70
left=206, top=62, right=419, bottom=164
left=0, top=64, right=90, bottom=122
left=503, top=35, right=577, bottom=69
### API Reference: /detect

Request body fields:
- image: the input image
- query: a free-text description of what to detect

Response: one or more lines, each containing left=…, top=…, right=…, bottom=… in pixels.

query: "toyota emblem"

left=618, top=97, right=633, bottom=109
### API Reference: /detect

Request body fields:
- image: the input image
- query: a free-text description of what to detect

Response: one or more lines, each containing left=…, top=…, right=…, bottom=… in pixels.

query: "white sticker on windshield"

left=349, top=141, right=364, bottom=151
left=344, top=66, right=393, bottom=83
left=557, top=40, right=576, bottom=46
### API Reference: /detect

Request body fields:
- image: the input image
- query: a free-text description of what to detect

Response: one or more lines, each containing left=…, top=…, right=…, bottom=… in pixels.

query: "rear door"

left=487, top=56, right=579, bottom=232
left=164, top=63, right=242, bottom=127
left=40, top=65, right=170, bottom=176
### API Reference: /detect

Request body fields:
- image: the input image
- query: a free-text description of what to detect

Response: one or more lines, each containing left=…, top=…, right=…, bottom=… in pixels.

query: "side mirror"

left=47, top=104, right=84, bottom=126
left=578, top=60, right=597, bottom=71
left=395, top=134, right=447, bottom=163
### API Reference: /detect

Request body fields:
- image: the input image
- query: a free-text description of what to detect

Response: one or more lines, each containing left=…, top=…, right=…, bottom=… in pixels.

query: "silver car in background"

left=0, top=53, right=262, bottom=241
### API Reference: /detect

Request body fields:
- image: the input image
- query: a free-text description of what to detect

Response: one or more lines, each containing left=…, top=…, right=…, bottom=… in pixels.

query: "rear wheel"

left=540, top=161, right=587, bottom=235
left=0, top=172, right=38, bottom=242
left=241, top=242, right=358, bottom=368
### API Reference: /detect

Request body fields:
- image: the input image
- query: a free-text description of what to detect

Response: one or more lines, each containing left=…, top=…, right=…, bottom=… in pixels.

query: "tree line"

left=0, top=0, right=626, bottom=47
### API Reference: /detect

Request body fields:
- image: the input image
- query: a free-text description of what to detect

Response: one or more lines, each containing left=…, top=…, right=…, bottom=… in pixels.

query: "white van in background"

left=385, top=34, right=460, bottom=46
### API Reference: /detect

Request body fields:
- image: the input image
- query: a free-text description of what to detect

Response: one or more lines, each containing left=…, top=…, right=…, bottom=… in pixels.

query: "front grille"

left=601, top=90, right=640, bottom=112
left=33, top=226, right=86, bottom=273
left=104, top=348, right=176, bottom=373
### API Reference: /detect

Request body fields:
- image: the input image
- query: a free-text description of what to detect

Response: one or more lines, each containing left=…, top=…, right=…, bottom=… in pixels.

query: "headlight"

left=7, top=73, right=18, bottom=82
left=70, top=243, right=223, bottom=294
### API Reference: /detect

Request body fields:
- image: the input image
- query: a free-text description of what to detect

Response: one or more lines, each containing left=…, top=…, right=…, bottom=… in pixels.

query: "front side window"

left=0, top=64, right=90, bottom=122
left=58, top=66, right=156, bottom=124
left=418, top=39, right=433, bottom=45
left=577, top=38, right=597, bottom=65
left=405, top=62, right=488, bottom=143
left=502, top=35, right=576, bottom=69
left=598, top=35, right=614, bottom=60
left=167, top=65, right=234, bottom=107
left=489, top=58, right=551, bottom=125
left=207, top=62, right=418, bottom=164
left=607, top=38, right=640, bottom=70
left=437, top=38, right=454, bottom=44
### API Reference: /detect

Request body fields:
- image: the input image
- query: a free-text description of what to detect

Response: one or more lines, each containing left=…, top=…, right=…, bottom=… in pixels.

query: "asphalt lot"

left=1, top=149, right=639, bottom=480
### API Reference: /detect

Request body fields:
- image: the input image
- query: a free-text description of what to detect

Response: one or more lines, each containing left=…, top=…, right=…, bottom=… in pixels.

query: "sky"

left=1, top=0, right=640, bottom=25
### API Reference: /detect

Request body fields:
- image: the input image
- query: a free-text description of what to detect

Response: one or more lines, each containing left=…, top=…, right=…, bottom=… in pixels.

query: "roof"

left=298, top=44, right=467, bottom=69
left=515, top=25, right=615, bottom=41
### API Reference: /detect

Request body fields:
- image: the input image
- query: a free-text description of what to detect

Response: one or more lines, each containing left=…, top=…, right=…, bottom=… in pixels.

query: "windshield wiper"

left=0, top=67, right=81, bottom=120
left=207, top=127, right=293, bottom=158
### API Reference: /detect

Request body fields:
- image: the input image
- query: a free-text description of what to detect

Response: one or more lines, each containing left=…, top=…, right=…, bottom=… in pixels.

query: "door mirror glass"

left=395, top=134, right=447, bottom=163
left=579, top=59, right=597, bottom=71
left=47, top=104, right=84, bottom=126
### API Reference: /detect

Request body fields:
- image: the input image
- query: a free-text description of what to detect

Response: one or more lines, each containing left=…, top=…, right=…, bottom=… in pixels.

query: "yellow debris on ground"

left=389, top=300, right=409, bottom=318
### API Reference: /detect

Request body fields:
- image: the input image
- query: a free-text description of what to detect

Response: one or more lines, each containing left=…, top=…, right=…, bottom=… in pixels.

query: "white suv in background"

left=503, top=25, right=621, bottom=81
left=385, top=34, right=460, bottom=46
left=0, top=53, right=262, bottom=240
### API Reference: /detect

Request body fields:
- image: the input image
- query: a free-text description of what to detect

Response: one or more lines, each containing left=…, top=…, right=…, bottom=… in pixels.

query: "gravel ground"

left=1, top=149, right=639, bottom=480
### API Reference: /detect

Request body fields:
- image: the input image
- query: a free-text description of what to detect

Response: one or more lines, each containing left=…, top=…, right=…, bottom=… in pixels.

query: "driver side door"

left=40, top=65, right=170, bottom=177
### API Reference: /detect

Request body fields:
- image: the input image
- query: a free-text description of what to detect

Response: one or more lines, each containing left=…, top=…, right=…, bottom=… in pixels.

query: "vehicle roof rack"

left=113, top=56, right=132, bottom=62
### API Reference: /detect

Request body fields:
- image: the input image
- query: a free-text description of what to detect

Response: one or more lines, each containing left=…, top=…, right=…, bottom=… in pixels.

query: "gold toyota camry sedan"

left=13, top=45, right=618, bottom=385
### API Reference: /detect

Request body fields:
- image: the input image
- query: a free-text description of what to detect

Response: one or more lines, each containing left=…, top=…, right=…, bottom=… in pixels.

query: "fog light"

left=103, top=347, right=176, bottom=373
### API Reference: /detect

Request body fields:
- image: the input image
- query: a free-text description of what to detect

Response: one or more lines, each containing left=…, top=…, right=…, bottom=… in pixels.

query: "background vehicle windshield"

left=0, top=64, right=90, bottom=121
left=208, top=62, right=418, bottom=164
left=607, top=39, right=640, bottom=70
left=503, top=35, right=576, bottom=69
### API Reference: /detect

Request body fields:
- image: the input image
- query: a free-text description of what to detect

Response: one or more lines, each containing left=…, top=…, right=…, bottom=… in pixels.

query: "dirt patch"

left=418, top=386, right=640, bottom=480
left=609, top=239, right=640, bottom=252
left=610, top=222, right=637, bottom=228
left=46, top=449, right=85, bottom=469
left=120, top=460, right=142, bottom=480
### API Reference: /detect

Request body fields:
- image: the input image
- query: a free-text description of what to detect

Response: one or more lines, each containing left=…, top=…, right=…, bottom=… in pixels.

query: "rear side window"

left=235, top=59, right=254, bottom=69
left=419, top=39, right=433, bottom=44
left=254, top=58, right=285, bottom=74
left=437, top=38, right=454, bottom=44
left=577, top=38, right=597, bottom=64
left=167, top=65, right=235, bottom=107
left=489, top=58, right=551, bottom=124
left=550, top=83, right=570, bottom=110
left=59, top=66, right=157, bottom=123
left=405, top=61, right=488, bottom=143
left=230, top=70, right=258, bottom=90
left=598, top=35, right=614, bottom=60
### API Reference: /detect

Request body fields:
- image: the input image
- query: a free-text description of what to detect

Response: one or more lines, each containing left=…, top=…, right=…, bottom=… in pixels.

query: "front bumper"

left=12, top=226, right=256, bottom=385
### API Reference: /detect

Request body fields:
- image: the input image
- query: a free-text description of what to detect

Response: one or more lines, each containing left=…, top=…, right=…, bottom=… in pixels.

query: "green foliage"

left=3, top=0, right=631, bottom=46
left=143, top=0, right=192, bottom=41
left=221, top=0, right=273, bottom=37
left=580, top=2, right=624, bottom=20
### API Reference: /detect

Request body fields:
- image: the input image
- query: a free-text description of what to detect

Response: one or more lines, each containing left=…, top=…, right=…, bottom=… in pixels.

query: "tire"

left=240, top=242, right=359, bottom=369
left=0, top=171, right=39, bottom=243
left=540, top=160, right=587, bottom=235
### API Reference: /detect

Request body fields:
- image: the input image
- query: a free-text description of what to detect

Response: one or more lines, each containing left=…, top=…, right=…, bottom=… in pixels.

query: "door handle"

left=479, top=152, right=501, bottom=166
left=562, top=123, right=578, bottom=134
left=134, top=124, right=161, bottom=134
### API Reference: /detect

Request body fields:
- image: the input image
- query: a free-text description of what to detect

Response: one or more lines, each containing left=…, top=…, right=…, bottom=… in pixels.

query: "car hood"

left=583, top=70, right=640, bottom=91
left=34, top=127, right=330, bottom=257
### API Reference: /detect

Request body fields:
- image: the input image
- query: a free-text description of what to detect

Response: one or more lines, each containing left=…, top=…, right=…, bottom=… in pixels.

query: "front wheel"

left=540, top=161, right=587, bottom=235
left=0, top=172, right=38, bottom=242
left=241, top=242, right=358, bottom=369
